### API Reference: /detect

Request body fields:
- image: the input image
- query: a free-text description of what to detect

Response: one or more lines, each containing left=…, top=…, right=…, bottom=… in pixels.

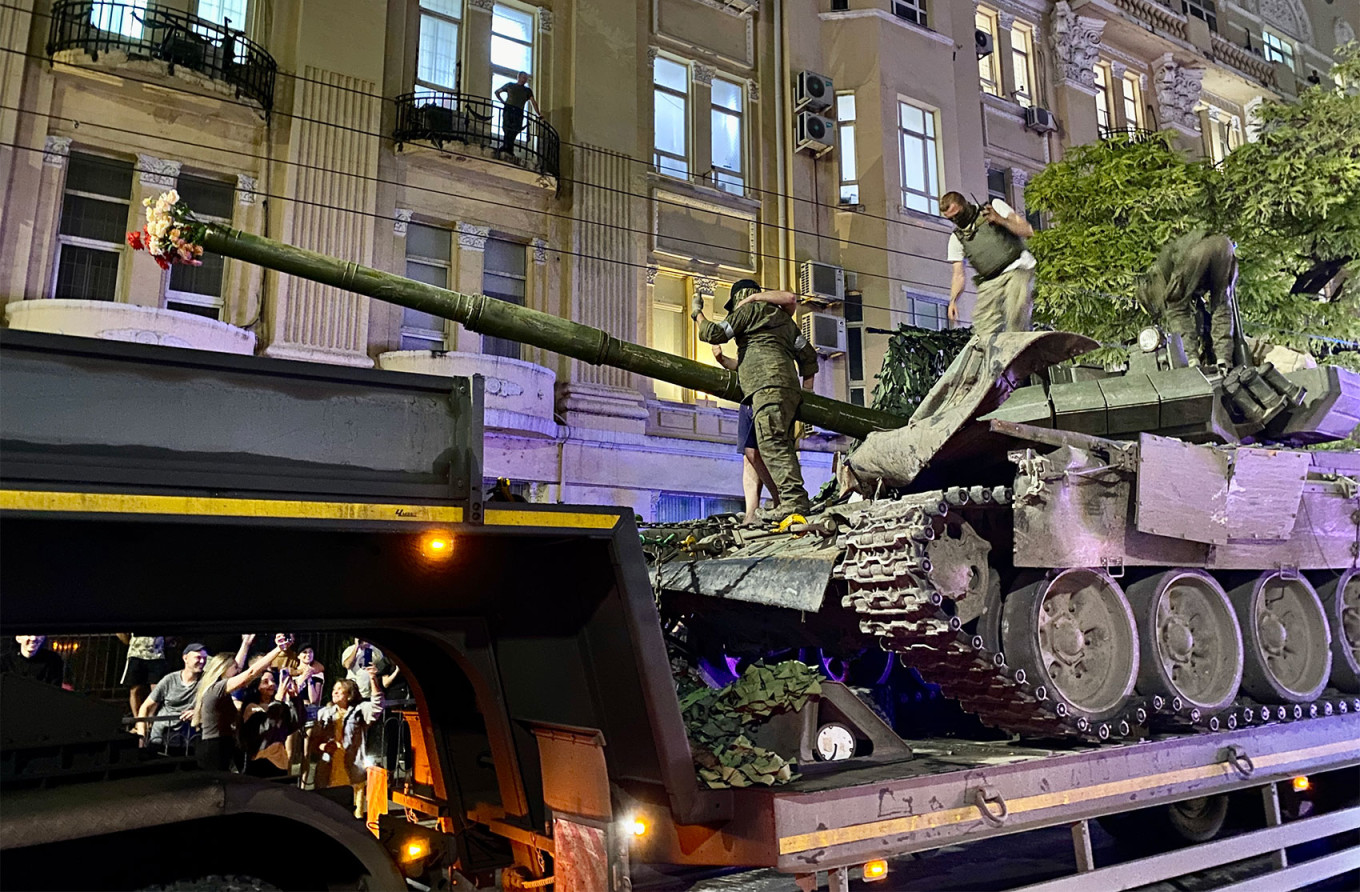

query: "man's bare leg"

left=745, top=447, right=780, bottom=516
left=742, top=454, right=761, bottom=523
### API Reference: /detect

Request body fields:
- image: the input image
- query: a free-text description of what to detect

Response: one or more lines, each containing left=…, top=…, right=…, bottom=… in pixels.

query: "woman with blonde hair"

left=309, top=667, right=383, bottom=817
left=192, top=640, right=282, bottom=772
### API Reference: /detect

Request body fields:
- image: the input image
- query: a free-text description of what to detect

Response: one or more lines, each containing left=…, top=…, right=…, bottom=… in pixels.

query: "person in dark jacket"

left=1137, top=229, right=1240, bottom=368
left=1, top=635, right=64, bottom=686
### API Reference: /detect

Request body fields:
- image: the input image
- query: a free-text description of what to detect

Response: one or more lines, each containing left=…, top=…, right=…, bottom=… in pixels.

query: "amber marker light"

left=405, top=839, right=428, bottom=860
left=863, top=860, right=889, bottom=882
left=418, top=530, right=454, bottom=560
left=1292, top=775, right=1311, bottom=793
left=630, top=817, right=648, bottom=837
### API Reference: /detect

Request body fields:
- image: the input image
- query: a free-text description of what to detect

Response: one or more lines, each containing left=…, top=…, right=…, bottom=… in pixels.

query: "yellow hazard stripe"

left=778, top=736, right=1360, bottom=855
left=0, top=489, right=465, bottom=524
left=0, top=489, right=620, bottom=531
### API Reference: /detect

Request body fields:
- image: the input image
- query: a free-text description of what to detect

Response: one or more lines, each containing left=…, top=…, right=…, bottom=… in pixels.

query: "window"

left=491, top=4, right=534, bottom=97
left=1011, top=23, right=1035, bottom=107
left=416, top=0, right=462, bottom=95
left=650, top=272, right=734, bottom=404
left=402, top=223, right=451, bottom=350
left=166, top=175, right=233, bottom=319
left=653, top=57, right=689, bottom=179
left=891, top=0, right=927, bottom=28
left=845, top=289, right=865, bottom=406
left=482, top=237, right=527, bottom=359
left=898, top=100, right=940, bottom=216
left=1093, top=63, right=1113, bottom=131
left=987, top=168, right=1008, bottom=205
left=92, top=0, right=146, bottom=38
left=905, top=292, right=947, bottom=331
left=1201, top=103, right=1242, bottom=164
left=196, top=0, right=247, bottom=28
left=1181, top=0, right=1217, bottom=32
left=837, top=92, right=858, bottom=204
left=710, top=78, right=744, bottom=195
left=54, top=153, right=133, bottom=302
left=1121, top=73, right=1143, bottom=129
left=977, top=9, right=1000, bottom=97
left=1262, top=29, right=1295, bottom=71
left=657, top=492, right=744, bottom=522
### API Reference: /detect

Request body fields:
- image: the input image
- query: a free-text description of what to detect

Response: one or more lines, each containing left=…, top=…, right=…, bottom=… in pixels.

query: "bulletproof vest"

left=955, top=211, right=1025, bottom=281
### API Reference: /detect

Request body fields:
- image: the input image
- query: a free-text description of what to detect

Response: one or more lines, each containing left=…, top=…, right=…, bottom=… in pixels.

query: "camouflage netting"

left=677, top=660, right=822, bottom=789
left=871, top=325, right=973, bottom=419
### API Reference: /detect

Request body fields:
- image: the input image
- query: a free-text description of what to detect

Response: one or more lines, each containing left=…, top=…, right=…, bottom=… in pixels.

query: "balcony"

left=4, top=299, right=257, bottom=355
left=47, top=1, right=277, bottom=113
left=393, top=90, right=561, bottom=182
left=1098, top=125, right=1168, bottom=143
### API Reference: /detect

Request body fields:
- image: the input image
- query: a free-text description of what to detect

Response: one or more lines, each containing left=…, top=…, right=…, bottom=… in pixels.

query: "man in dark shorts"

left=714, top=348, right=780, bottom=525
left=494, top=71, right=542, bottom=155
left=119, top=634, right=167, bottom=719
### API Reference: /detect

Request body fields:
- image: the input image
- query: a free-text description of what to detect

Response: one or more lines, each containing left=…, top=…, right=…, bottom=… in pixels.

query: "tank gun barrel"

left=201, top=227, right=907, bottom=439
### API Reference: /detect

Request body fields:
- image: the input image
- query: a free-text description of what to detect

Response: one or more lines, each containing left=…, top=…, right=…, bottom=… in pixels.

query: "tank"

left=198, top=224, right=1360, bottom=743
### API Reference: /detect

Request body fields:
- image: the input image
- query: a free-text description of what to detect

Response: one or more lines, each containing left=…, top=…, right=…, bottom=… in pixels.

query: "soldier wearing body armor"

left=942, top=191, right=1037, bottom=339
left=1137, top=229, right=1240, bottom=368
left=693, top=279, right=819, bottom=523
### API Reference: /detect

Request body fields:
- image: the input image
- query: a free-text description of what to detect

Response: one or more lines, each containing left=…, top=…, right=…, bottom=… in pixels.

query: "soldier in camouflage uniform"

left=694, top=279, right=819, bottom=522
left=1137, top=229, right=1240, bottom=368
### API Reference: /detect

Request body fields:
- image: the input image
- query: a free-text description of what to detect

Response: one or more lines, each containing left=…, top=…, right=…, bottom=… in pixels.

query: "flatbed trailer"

left=1, top=331, right=1357, bottom=891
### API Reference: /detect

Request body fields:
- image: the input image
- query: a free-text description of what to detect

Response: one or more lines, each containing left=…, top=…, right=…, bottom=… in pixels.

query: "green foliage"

left=678, top=660, right=822, bottom=788
left=1026, top=46, right=1360, bottom=357
left=871, top=326, right=972, bottom=417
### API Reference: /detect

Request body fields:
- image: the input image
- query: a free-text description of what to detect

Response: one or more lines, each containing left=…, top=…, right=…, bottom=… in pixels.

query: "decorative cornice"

left=694, top=276, right=717, bottom=296
left=532, top=238, right=547, bottom=264
left=1051, top=0, right=1105, bottom=90
left=457, top=222, right=490, bottom=251
left=236, top=174, right=258, bottom=206
left=692, top=64, right=715, bottom=86
left=1010, top=167, right=1032, bottom=187
left=43, top=135, right=71, bottom=167
left=747, top=79, right=759, bottom=103
left=137, top=153, right=180, bottom=188
left=393, top=208, right=413, bottom=235
left=538, top=8, right=553, bottom=33
left=469, top=0, right=493, bottom=10
left=1337, top=19, right=1356, bottom=47
left=646, top=265, right=659, bottom=285
left=998, top=11, right=1016, bottom=31
left=1258, top=0, right=1313, bottom=44
left=1110, top=61, right=1127, bottom=80
left=1155, top=53, right=1205, bottom=131
left=646, top=46, right=658, bottom=68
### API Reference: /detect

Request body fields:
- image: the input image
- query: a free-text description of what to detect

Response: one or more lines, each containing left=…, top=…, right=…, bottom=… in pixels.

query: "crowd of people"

left=1, top=632, right=403, bottom=821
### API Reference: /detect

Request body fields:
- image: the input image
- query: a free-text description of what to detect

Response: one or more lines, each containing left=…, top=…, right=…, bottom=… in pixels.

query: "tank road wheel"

left=1228, top=572, right=1331, bottom=703
left=1319, top=569, right=1360, bottom=694
left=1002, top=568, right=1139, bottom=724
left=1127, top=570, right=1243, bottom=714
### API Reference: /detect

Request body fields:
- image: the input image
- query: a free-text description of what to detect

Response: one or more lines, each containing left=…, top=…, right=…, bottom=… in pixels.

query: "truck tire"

left=1098, top=794, right=1229, bottom=848
left=140, top=877, right=281, bottom=892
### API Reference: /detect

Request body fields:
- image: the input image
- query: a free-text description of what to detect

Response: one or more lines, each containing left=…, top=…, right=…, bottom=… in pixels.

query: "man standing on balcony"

left=495, top=71, right=541, bottom=156
left=941, top=191, right=1036, bottom=339
left=694, top=279, right=819, bottom=524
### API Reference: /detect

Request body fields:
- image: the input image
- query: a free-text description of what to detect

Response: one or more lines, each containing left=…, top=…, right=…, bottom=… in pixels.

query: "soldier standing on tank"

left=1137, top=229, right=1240, bottom=368
left=694, top=279, right=819, bottom=523
left=941, top=191, right=1036, bottom=338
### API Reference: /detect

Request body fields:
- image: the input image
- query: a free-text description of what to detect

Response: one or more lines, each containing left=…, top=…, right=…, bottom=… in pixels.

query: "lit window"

left=1093, top=63, right=1113, bottom=131
left=710, top=78, right=744, bottom=195
left=92, top=0, right=146, bottom=38
left=1121, top=73, right=1143, bottom=129
left=977, top=9, right=1000, bottom=97
left=482, top=237, right=527, bottom=359
left=837, top=92, right=859, bottom=204
left=54, top=153, right=132, bottom=302
left=194, top=0, right=250, bottom=62
left=653, top=57, right=689, bottom=179
left=1262, top=29, right=1295, bottom=72
left=416, top=0, right=463, bottom=95
left=166, top=174, right=234, bottom=320
left=402, top=223, right=451, bottom=351
left=898, top=100, right=940, bottom=216
left=891, top=0, right=927, bottom=28
left=1181, top=0, right=1217, bottom=32
left=491, top=5, right=535, bottom=97
left=657, top=493, right=744, bottom=522
left=650, top=272, right=735, bottom=404
left=905, top=292, right=947, bottom=331
left=1011, top=23, right=1035, bottom=107
left=1200, top=103, right=1243, bottom=164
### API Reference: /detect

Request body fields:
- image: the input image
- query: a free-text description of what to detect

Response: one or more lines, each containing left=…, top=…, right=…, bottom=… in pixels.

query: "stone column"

left=1009, top=167, right=1032, bottom=217
left=1153, top=53, right=1205, bottom=154
left=1050, top=1, right=1105, bottom=153
left=692, top=64, right=715, bottom=184
left=264, top=66, right=381, bottom=367
left=128, top=154, right=182, bottom=308
left=1109, top=62, right=1128, bottom=129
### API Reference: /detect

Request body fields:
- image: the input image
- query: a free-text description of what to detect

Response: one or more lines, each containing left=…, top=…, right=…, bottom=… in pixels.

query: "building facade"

left=0, top=0, right=1353, bottom=518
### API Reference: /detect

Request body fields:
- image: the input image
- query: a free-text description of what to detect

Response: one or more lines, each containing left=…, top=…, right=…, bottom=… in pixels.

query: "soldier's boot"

left=758, top=501, right=812, bottom=524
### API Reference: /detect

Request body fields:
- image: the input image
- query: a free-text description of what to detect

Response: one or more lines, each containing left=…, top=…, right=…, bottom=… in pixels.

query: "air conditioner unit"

left=801, top=311, right=848, bottom=356
left=795, top=70, right=834, bottom=113
left=1024, top=106, right=1058, bottom=133
left=795, top=111, right=835, bottom=155
left=975, top=28, right=995, bottom=57
left=800, top=260, right=846, bottom=303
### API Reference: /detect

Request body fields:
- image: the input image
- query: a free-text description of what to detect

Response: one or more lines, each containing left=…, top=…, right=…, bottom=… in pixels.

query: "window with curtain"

left=976, top=8, right=1000, bottom=96
left=898, top=100, right=940, bottom=216
left=837, top=92, right=858, bottom=204
left=416, top=0, right=463, bottom=96
left=653, top=57, right=689, bottom=179
left=482, top=237, right=527, bottom=359
left=54, top=153, right=133, bottom=302
left=710, top=77, right=744, bottom=195
left=402, top=223, right=452, bottom=351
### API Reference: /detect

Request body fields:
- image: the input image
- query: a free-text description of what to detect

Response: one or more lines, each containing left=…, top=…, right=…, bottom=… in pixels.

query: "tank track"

left=838, top=491, right=1359, bottom=743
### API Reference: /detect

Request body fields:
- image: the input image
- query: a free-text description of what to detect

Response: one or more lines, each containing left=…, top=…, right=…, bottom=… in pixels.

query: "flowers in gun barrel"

left=126, top=190, right=206, bottom=271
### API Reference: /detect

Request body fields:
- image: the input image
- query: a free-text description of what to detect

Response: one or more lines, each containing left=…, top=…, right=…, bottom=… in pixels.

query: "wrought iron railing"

left=47, top=1, right=277, bottom=113
left=1099, top=126, right=1167, bottom=144
left=393, top=90, right=561, bottom=180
